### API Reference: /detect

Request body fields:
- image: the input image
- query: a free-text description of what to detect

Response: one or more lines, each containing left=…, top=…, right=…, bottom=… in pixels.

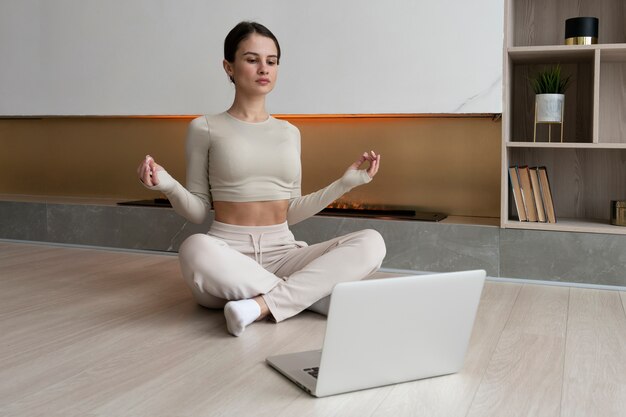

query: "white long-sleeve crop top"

left=144, top=112, right=371, bottom=225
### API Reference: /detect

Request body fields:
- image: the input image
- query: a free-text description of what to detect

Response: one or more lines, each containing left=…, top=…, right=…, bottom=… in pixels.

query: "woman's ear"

left=223, top=59, right=234, bottom=83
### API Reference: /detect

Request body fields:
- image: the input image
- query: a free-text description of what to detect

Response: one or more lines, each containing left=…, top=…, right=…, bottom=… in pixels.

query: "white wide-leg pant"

left=178, top=221, right=386, bottom=322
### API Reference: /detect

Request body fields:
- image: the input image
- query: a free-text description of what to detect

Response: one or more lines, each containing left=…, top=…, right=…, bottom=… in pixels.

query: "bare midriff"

left=213, top=200, right=290, bottom=226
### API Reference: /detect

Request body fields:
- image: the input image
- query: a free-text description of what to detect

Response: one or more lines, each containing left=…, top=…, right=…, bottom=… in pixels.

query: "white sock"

left=224, top=299, right=261, bottom=337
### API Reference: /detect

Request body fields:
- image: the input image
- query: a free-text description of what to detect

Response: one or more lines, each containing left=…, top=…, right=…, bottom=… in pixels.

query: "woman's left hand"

left=348, top=151, right=381, bottom=179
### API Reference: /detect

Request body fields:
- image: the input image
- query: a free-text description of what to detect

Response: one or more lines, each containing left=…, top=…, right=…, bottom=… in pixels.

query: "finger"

left=368, top=160, right=378, bottom=177
left=143, top=162, right=155, bottom=185
left=150, top=165, right=160, bottom=185
left=139, top=156, right=151, bottom=174
left=349, top=155, right=366, bottom=170
left=148, top=156, right=163, bottom=175
left=144, top=162, right=152, bottom=177
left=146, top=156, right=155, bottom=172
left=355, top=153, right=367, bottom=164
left=138, top=162, right=146, bottom=178
left=145, top=155, right=155, bottom=171
left=369, top=155, right=380, bottom=177
left=141, top=166, right=153, bottom=186
left=355, top=156, right=371, bottom=169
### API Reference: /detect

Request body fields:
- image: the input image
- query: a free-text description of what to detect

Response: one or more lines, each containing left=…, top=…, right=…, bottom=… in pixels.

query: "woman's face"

left=224, top=33, right=279, bottom=96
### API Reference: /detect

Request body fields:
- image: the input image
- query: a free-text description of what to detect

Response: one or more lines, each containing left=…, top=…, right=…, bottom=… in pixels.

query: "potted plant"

left=529, top=64, right=571, bottom=125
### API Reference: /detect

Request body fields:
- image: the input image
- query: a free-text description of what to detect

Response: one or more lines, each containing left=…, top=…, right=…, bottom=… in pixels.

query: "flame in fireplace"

left=322, top=200, right=438, bottom=221
left=326, top=200, right=393, bottom=211
left=327, top=200, right=369, bottom=210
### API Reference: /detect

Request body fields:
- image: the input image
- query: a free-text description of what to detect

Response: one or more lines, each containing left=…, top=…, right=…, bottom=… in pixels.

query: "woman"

left=137, top=21, right=386, bottom=337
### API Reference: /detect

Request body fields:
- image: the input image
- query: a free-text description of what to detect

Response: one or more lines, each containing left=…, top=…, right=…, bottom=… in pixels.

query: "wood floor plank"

left=1, top=300, right=199, bottom=415
left=0, top=288, right=194, bottom=408
left=369, top=281, right=522, bottom=417
left=466, top=284, right=570, bottom=417
left=149, top=316, right=328, bottom=417
left=0, top=255, right=180, bottom=321
left=275, top=383, right=394, bottom=417
left=0, top=247, right=174, bottom=304
left=0, top=256, right=186, bottom=366
left=560, top=289, right=626, bottom=417
left=8, top=313, right=326, bottom=416
left=0, top=245, right=70, bottom=278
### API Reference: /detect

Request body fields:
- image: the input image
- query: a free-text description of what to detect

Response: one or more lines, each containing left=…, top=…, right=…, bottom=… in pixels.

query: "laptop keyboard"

left=303, top=367, right=319, bottom=379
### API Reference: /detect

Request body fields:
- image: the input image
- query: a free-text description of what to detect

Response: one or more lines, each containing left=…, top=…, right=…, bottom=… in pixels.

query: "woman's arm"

left=286, top=151, right=380, bottom=225
left=137, top=117, right=211, bottom=224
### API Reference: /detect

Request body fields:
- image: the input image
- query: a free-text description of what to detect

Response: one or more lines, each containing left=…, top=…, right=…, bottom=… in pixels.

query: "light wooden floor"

left=1, top=242, right=625, bottom=417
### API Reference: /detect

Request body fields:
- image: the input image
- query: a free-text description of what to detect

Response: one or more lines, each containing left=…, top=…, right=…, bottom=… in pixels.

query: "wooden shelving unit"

left=502, top=0, right=626, bottom=235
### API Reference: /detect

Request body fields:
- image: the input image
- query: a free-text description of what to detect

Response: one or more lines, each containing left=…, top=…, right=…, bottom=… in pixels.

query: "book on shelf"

left=508, top=166, right=527, bottom=221
left=529, top=167, right=546, bottom=222
left=509, top=165, right=556, bottom=223
left=537, top=166, right=557, bottom=223
left=517, top=166, right=538, bottom=222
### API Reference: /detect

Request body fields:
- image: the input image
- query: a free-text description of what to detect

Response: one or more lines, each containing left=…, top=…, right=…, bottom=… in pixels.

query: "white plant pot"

left=535, top=94, right=564, bottom=123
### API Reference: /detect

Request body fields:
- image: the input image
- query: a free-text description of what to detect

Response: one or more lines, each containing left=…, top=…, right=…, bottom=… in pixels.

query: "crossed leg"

left=178, top=229, right=386, bottom=336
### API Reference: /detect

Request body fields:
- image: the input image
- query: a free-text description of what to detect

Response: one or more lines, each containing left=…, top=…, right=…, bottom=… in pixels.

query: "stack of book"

left=509, top=166, right=556, bottom=223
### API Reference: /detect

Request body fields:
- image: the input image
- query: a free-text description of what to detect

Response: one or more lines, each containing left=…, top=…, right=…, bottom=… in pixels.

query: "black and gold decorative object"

left=565, top=17, right=598, bottom=45
left=610, top=200, right=626, bottom=226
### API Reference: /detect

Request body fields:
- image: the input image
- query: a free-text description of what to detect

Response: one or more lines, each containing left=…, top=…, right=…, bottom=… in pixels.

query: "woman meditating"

left=137, top=21, right=386, bottom=336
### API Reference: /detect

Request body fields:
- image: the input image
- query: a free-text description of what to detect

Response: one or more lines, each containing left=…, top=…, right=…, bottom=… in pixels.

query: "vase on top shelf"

left=564, top=17, right=599, bottom=45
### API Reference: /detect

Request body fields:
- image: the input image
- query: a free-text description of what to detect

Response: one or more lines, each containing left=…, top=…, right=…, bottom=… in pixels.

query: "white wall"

left=0, top=0, right=504, bottom=116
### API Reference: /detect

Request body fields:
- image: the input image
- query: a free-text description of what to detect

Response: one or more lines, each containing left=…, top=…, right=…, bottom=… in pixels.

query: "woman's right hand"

left=137, top=155, right=164, bottom=187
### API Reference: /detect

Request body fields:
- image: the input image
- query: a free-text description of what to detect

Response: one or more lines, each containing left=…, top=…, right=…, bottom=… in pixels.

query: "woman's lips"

left=256, top=78, right=270, bottom=85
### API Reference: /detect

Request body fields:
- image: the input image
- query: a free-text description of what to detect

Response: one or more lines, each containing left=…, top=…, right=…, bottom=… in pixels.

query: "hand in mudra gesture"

left=348, top=150, right=381, bottom=179
left=137, top=155, right=164, bottom=187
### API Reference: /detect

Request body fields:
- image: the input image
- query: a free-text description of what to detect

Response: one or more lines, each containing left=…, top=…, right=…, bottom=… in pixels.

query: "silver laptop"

left=266, top=269, right=486, bottom=397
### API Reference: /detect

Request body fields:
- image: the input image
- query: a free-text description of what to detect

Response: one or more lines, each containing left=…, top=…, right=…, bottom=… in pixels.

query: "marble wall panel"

left=45, top=204, right=210, bottom=251
left=165, top=212, right=214, bottom=251
left=0, top=201, right=47, bottom=242
left=291, top=216, right=500, bottom=276
left=500, top=229, right=626, bottom=286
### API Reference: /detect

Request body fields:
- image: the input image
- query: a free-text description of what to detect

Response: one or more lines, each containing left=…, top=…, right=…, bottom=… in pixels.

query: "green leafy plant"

left=529, top=64, right=572, bottom=94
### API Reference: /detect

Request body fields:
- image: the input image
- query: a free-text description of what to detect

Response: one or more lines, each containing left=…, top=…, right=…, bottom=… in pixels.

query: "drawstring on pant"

left=248, top=232, right=265, bottom=266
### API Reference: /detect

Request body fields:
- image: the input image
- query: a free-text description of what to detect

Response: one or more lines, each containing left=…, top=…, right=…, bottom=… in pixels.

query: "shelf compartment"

left=509, top=59, right=594, bottom=144
left=507, top=147, right=626, bottom=224
left=511, top=0, right=626, bottom=47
